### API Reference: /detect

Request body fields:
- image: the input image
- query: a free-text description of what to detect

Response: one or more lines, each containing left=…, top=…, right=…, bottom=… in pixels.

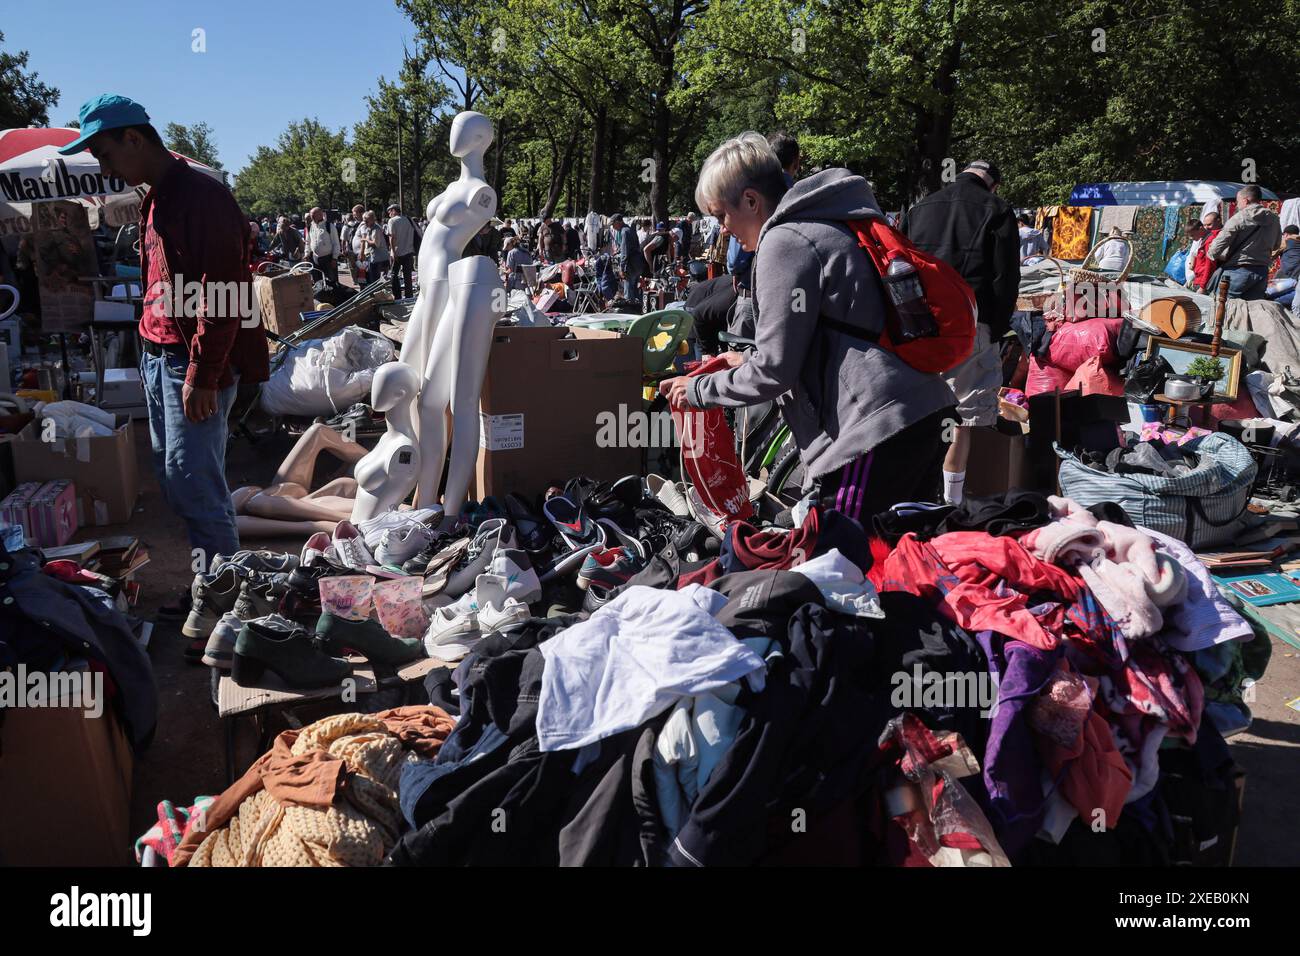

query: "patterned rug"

left=1129, top=206, right=1167, bottom=275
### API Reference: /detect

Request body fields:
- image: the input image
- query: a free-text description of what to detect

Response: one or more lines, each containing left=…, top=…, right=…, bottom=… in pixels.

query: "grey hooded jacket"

left=690, top=168, right=956, bottom=486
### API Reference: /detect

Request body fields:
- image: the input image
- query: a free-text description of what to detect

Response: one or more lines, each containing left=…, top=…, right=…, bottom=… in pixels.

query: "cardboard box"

left=0, top=480, right=41, bottom=531
left=26, top=479, right=78, bottom=547
left=0, top=702, right=134, bottom=865
left=475, top=326, right=643, bottom=501
left=14, top=416, right=139, bottom=526
left=254, top=271, right=315, bottom=337
left=100, top=367, right=145, bottom=409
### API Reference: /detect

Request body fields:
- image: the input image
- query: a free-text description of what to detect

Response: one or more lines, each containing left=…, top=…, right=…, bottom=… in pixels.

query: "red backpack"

left=838, top=217, right=977, bottom=375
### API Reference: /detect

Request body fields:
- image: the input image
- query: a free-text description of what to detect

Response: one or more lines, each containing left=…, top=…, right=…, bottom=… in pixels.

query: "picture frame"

left=1144, top=336, right=1241, bottom=400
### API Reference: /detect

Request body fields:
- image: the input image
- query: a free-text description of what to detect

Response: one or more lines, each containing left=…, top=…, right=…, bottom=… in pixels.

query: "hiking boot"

left=233, top=577, right=284, bottom=622
left=231, top=615, right=353, bottom=688
left=315, top=612, right=424, bottom=665
left=181, top=566, right=243, bottom=639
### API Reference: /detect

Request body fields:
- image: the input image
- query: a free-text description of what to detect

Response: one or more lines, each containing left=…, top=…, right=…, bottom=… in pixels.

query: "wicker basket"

left=1071, top=235, right=1133, bottom=285
left=1016, top=255, right=1065, bottom=311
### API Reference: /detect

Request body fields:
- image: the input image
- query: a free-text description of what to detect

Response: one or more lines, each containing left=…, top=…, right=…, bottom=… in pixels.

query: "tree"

left=352, top=49, right=453, bottom=217
left=164, top=121, right=222, bottom=169
left=232, top=119, right=355, bottom=216
left=0, top=31, right=59, bottom=128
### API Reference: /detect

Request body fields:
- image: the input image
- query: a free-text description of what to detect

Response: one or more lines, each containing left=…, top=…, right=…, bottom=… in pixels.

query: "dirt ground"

left=93, top=420, right=1300, bottom=864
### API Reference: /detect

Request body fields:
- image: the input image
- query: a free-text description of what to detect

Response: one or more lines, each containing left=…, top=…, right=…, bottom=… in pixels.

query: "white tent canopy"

left=1068, top=180, right=1280, bottom=207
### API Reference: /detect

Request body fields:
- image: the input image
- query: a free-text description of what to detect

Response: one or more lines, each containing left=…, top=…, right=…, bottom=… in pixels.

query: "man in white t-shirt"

left=386, top=203, right=417, bottom=299
left=306, top=206, right=340, bottom=285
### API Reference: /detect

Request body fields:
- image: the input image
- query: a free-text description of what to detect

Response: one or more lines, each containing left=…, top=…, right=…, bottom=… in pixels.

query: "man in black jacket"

left=902, top=159, right=1019, bottom=505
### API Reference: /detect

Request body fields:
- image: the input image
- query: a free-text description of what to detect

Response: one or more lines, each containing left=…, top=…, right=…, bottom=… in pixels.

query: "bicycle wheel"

left=767, top=435, right=805, bottom=498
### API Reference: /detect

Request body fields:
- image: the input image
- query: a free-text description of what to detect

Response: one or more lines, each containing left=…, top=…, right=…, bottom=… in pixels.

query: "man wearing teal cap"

left=62, top=94, right=269, bottom=622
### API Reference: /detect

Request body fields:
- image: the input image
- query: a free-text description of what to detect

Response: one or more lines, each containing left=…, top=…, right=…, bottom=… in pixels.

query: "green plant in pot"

left=1185, top=356, right=1225, bottom=397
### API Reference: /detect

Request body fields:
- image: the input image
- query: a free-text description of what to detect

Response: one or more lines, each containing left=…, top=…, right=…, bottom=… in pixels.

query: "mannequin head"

left=449, top=111, right=494, bottom=158
left=370, top=361, right=421, bottom=413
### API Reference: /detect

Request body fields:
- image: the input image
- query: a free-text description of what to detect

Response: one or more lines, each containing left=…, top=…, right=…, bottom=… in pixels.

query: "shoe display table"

left=213, top=655, right=453, bottom=783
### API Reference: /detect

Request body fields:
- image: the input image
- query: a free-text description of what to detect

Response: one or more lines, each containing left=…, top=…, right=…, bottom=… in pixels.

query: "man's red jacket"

left=138, top=158, right=270, bottom=390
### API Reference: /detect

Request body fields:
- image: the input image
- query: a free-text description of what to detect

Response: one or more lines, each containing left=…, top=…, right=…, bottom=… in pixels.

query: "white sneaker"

left=685, top=485, right=728, bottom=540
left=647, top=473, right=690, bottom=517
left=422, top=603, right=480, bottom=661
left=301, top=532, right=334, bottom=567
left=478, top=596, right=530, bottom=634
left=357, top=507, right=443, bottom=550
left=483, top=545, right=542, bottom=604
left=376, top=518, right=439, bottom=567
left=332, top=520, right=376, bottom=570
left=472, top=573, right=530, bottom=634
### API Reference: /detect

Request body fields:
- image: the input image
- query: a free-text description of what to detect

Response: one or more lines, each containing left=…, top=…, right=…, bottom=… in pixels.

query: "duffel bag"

left=1055, top=432, right=1257, bottom=548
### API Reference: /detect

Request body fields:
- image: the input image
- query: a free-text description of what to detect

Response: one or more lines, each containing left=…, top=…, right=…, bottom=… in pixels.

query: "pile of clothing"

left=170, top=482, right=1266, bottom=866
left=0, top=540, right=157, bottom=753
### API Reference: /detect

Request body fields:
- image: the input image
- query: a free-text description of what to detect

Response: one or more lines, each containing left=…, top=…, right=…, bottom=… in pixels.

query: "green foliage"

left=0, top=31, right=59, bottom=129
left=164, top=121, right=222, bottom=169
left=1186, top=356, right=1225, bottom=381
left=220, top=0, right=1300, bottom=219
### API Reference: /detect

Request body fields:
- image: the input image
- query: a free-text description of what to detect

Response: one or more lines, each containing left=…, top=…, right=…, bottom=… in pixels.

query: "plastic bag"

left=1124, top=354, right=1174, bottom=404
left=1164, top=248, right=1190, bottom=282
left=260, top=327, right=395, bottom=417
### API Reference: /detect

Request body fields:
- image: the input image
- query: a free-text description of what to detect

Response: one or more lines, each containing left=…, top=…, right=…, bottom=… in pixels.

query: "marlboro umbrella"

left=0, top=126, right=225, bottom=233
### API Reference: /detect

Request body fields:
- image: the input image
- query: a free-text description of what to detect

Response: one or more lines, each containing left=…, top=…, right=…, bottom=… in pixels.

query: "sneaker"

left=201, top=612, right=242, bottom=669
left=212, top=550, right=299, bottom=575
left=646, top=474, right=690, bottom=517
left=332, top=519, right=376, bottom=570
left=685, top=485, right=728, bottom=540
left=478, top=594, right=530, bottom=634
left=443, top=518, right=513, bottom=599
left=231, top=615, right=353, bottom=689
left=483, top=543, right=542, bottom=604
left=576, top=546, right=643, bottom=591
left=422, top=604, right=479, bottom=661
left=233, top=577, right=284, bottom=622
left=583, top=581, right=618, bottom=613
left=181, top=566, right=243, bottom=639
left=315, top=612, right=424, bottom=665
left=376, top=516, right=441, bottom=568
left=504, top=492, right=554, bottom=551
left=301, top=531, right=336, bottom=567
left=357, top=507, right=443, bottom=551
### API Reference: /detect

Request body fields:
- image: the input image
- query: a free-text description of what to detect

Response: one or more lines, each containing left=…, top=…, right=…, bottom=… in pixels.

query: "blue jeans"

left=1218, top=266, right=1268, bottom=301
left=139, top=349, right=240, bottom=565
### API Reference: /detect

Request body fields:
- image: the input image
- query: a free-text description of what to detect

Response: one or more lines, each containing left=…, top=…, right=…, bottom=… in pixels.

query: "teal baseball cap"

left=58, top=94, right=151, bottom=155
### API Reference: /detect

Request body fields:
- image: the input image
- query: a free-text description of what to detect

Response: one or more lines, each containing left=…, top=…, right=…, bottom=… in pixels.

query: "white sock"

left=943, top=470, right=966, bottom=505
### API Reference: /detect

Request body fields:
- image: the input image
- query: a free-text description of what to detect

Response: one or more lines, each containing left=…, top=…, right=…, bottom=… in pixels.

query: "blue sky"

left=5, top=0, right=420, bottom=175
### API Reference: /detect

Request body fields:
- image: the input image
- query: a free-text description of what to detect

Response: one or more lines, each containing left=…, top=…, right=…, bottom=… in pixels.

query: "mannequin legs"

left=415, top=322, right=456, bottom=506
left=442, top=298, right=499, bottom=516
left=274, top=422, right=367, bottom=487
left=236, top=515, right=340, bottom=538
left=400, top=275, right=449, bottom=425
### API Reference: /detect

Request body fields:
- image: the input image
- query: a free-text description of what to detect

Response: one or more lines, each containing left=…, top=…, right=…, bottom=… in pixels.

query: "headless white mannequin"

left=400, top=112, right=498, bottom=410
left=415, top=255, right=506, bottom=515
left=350, top=362, right=422, bottom=523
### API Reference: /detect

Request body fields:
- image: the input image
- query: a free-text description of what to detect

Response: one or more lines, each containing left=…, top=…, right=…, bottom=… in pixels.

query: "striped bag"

left=1055, top=433, right=1257, bottom=548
